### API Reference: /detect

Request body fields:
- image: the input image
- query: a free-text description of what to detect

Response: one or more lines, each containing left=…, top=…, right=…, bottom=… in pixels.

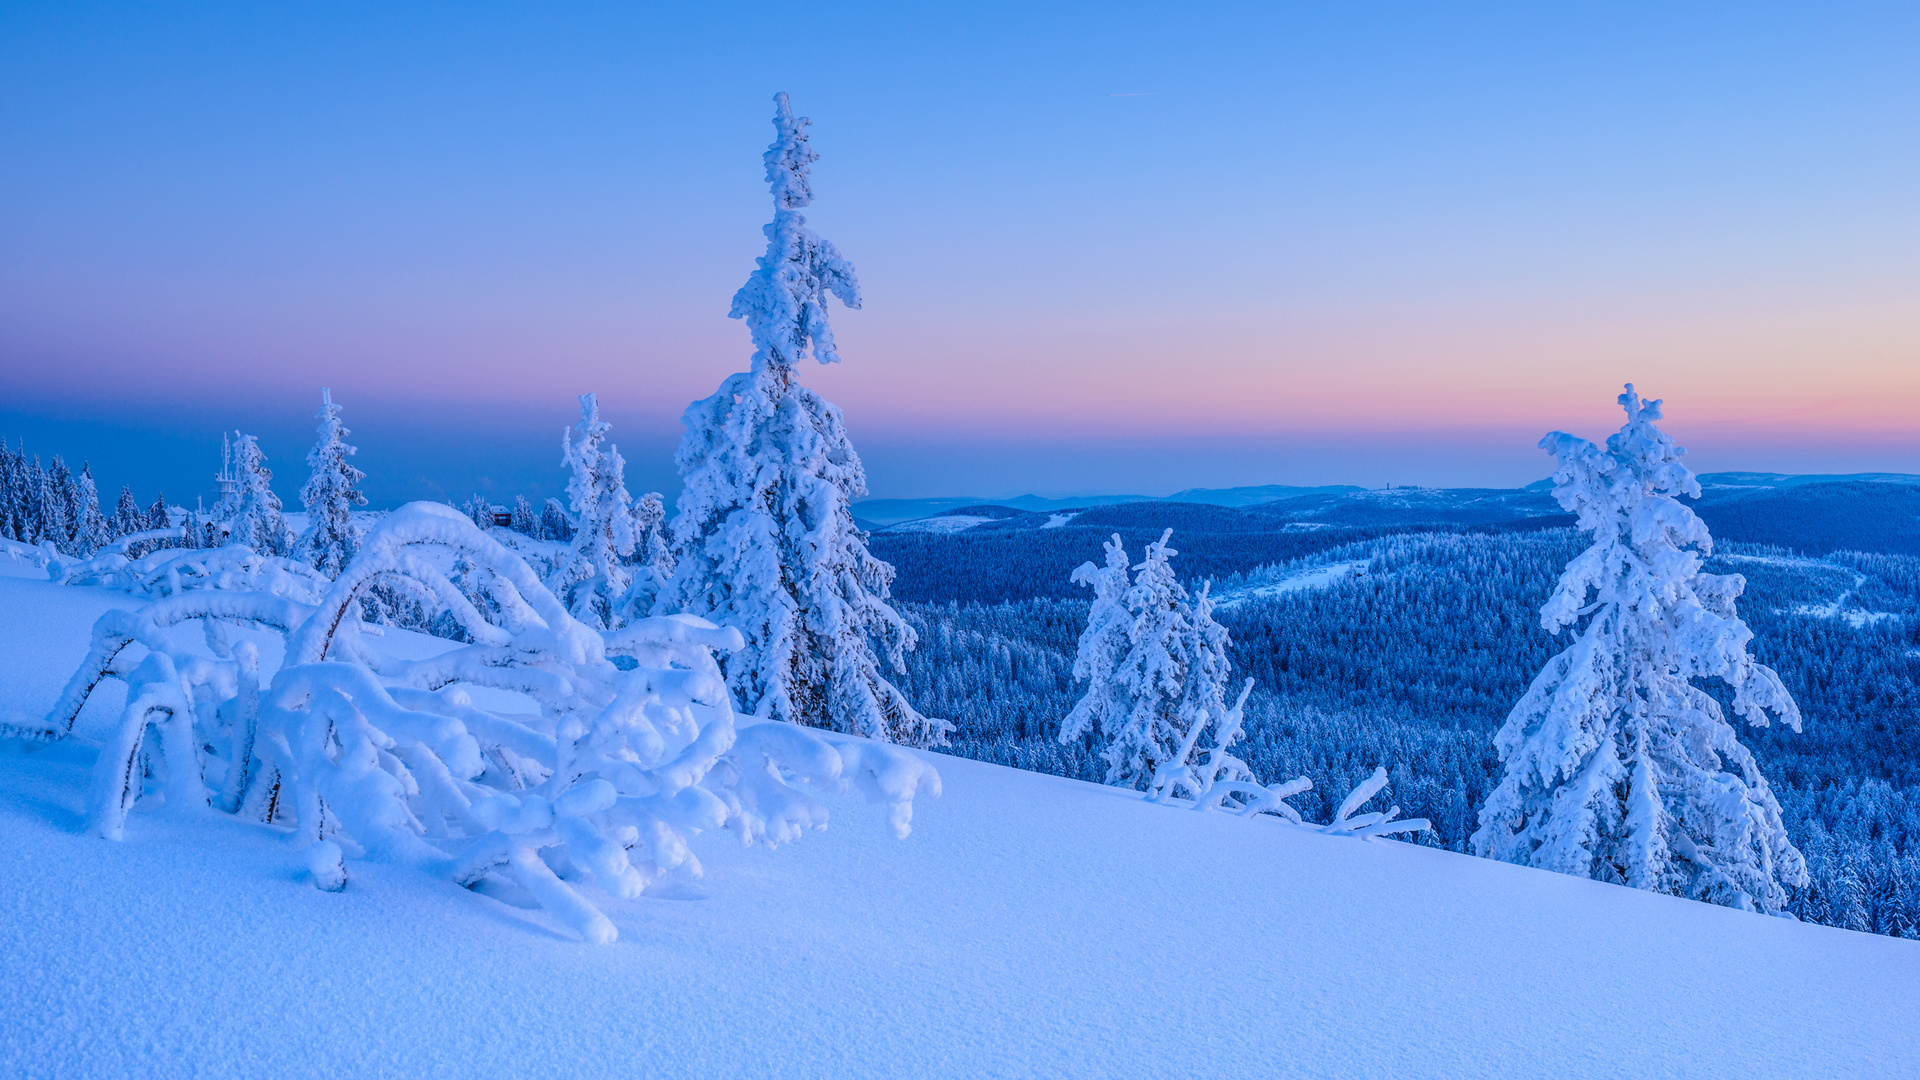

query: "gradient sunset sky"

left=3, top=2, right=1916, bottom=507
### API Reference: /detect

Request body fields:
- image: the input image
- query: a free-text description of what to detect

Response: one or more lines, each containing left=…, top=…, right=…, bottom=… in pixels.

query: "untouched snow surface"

left=2, top=570, right=1917, bottom=1079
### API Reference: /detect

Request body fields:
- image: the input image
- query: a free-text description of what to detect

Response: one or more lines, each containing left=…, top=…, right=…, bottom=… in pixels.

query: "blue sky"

left=3, top=2, right=1916, bottom=506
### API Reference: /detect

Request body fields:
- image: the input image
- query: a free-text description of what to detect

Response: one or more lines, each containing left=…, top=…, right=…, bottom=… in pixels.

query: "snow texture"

left=1474, top=386, right=1808, bottom=912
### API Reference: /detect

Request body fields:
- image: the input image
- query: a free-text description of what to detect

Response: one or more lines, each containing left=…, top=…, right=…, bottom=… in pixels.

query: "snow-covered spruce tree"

left=1152, top=580, right=1260, bottom=798
left=667, top=93, right=947, bottom=747
left=548, top=393, right=636, bottom=630
left=1104, top=530, right=1206, bottom=790
left=226, top=432, right=295, bottom=557
left=625, top=490, right=674, bottom=620
left=509, top=495, right=538, bottom=536
left=297, top=390, right=367, bottom=577
left=539, top=497, right=574, bottom=543
left=464, top=494, right=495, bottom=531
left=38, top=457, right=72, bottom=551
left=0, top=441, right=19, bottom=541
left=1471, top=385, right=1808, bottom=912
left=1061, top=530, right=1254, bottom=791
left=110, top=485, right=144, bottom=538
left=1059, top=534, right=1137, bottom=752
left=71, top=463, right=110, bottom=557
left=19, top=456, right=47, bottom=544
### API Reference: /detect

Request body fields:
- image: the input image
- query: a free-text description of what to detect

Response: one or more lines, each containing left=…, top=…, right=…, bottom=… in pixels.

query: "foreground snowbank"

left=1, top=571, right=1914, bottom=1079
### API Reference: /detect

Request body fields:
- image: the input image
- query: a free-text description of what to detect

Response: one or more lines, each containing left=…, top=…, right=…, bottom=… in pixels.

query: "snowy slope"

left=1, top=572, right=1916, bottom=1080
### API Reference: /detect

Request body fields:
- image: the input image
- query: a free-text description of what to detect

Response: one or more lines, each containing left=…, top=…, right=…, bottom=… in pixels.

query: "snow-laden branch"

left=1318, top=768, right=1433, bottom=840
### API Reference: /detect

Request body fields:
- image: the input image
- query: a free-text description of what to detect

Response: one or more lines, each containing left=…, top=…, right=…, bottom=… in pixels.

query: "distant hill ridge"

left=861, top=473, right=1920, bottom=526
left=865, top=477, right=1920, bottom=604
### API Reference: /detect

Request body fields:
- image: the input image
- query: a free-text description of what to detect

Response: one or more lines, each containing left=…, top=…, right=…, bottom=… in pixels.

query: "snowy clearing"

left=884, top=514, right=994, bottom=534
left=1717, top=553, right=1902, bottom=628
left=1040, top=511, right=1080, bottom=528
left=1792, top=602, right=1900, bottom=628
left=2, top=572, right=1916, bottom=1079
left=1214, top=560, right=1369, bottom=607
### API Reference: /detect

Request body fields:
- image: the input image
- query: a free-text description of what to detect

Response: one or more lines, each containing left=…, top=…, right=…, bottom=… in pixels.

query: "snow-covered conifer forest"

left=3, top=95, right=1917, bottom=1078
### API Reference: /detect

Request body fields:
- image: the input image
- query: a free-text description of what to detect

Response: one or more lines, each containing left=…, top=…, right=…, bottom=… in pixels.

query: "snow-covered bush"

left=51, top=536, right=327, bottom=602
left=667, top=93, right=945, bottom=748
left=1472, top=385, right=1807, bottom=912
left=43, top=501, right=939, bottom=942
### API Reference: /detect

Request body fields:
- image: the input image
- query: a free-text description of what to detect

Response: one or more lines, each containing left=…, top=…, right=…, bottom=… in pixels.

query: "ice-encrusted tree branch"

left=1319, top=768, right=1432, bottom=840
left=1471, top=384, right=1807, bottom=912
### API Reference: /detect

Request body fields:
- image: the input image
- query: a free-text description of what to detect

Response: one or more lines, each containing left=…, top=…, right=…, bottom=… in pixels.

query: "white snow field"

left=2, top=567, right=1917, bottom=1079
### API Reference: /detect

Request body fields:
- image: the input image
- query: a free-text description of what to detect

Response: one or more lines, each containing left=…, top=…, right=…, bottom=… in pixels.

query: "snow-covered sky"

left=3, top=2, right=1917, bottom=505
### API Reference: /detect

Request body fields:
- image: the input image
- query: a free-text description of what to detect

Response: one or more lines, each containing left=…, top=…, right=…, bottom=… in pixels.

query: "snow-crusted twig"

left=1320, top=767, right=1432, bottom=840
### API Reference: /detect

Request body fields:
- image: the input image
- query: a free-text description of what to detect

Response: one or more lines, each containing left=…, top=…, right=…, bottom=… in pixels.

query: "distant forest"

left=881, top=486, right=1920, bottom=937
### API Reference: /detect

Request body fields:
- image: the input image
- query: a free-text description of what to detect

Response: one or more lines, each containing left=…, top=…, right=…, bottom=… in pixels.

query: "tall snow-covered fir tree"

left=667, top=93, right=947, bottom=747
left=1471, top=385, right=1808, bottom=912
left=224, top=432, right=294, bottom=556
left=296, top=389, right=367, bottom=578
left=548, top=393, right=636, bottom=630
